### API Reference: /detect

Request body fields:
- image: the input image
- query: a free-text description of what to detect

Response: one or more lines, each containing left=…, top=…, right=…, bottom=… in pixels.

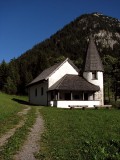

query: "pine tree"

left=3, top=58, right=20, bottom=94
left=4, top=77, right=17, bottom=94
left=0, top=60, right=8, bottom=90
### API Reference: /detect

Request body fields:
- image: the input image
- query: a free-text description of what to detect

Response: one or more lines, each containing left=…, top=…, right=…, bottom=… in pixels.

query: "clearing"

left=0, top=92, right=120, bottom=160
left=38, top=107, right=120, bottom=160
left=0, top=93, right=44, bottom=160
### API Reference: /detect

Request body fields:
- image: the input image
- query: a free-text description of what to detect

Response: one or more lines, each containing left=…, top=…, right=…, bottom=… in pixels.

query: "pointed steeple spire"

left=84, top=36, right=104, bottom=72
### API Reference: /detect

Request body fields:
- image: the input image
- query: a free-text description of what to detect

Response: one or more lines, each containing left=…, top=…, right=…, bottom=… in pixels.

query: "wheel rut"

left=0, top=106, right=31, bottom=147
left=14, top=108, right=44, bottom=160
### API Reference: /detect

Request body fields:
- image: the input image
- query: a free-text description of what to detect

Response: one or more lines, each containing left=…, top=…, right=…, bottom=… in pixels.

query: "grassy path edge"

left=0, top=106, right=37, bottom=160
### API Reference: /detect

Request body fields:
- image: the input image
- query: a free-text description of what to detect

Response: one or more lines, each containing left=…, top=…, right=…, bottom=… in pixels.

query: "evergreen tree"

left=4, top=77, right=17, bottom=94
left=3, top=58, right=20, bottom=94
left=0, top=60, right=8, bottom=90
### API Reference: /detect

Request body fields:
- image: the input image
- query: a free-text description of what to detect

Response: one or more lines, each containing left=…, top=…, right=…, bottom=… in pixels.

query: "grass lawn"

left=0, top=92, right=27, bottom=136
left=0, top=107, right=37, bottom=160
left=0, top=92, right=37, bottom=159
left=0, top=92, right=120, bottom=159
left=38, top=108, right=120, bottom=160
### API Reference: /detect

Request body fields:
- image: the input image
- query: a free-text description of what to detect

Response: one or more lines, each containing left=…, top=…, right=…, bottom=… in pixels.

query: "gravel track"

left=14, top=108, right=44, bottom=160
left=0, top=106, right=31, bottom=147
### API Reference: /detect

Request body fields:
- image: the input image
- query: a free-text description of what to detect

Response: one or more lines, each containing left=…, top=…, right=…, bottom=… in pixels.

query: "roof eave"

left=48, top=86, right=100, bottom=92
left=26, top=79, right=47, bottom=88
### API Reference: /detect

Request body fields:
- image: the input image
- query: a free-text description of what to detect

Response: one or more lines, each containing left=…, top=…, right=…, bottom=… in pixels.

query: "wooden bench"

left=94, top=105, right=101, bottom=109
left=69, top=105, right=88, bottom=110
left=104, top=105, right=112, bottom=109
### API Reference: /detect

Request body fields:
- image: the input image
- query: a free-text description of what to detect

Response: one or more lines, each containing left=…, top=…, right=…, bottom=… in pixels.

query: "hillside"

left=0, top=12, right=120, bottom=98
left=18, top=12, right=120, bottom=66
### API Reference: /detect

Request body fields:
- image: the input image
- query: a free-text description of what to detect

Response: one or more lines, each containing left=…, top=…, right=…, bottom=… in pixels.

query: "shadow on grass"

left=12, top=98, right=30, bottom=105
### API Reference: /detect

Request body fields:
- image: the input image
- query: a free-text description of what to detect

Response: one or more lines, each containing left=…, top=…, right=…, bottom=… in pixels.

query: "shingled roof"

left=49, top=74, right=100, bottom=91
left=27, top=58, right=79, bottom=87
left=84, top=36, right=104, bottom=72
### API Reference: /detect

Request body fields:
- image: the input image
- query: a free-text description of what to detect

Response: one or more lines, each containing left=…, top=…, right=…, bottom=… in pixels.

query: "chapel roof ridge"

left=27, top=58, right=79, bottom=87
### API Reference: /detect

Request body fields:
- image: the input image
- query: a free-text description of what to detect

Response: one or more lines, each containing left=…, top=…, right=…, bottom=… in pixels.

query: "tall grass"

left=38, top=108, right=120, bottom=160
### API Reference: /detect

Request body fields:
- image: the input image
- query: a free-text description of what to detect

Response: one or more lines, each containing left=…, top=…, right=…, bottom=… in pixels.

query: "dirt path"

left=14, top=108, right=44, bottom=160
left=17, top=106, right=31, bottom=116
left=0, top=106, right=31, bottom=147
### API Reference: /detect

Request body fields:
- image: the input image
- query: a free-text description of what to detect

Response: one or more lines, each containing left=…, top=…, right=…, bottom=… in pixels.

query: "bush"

left=111, top=101, right=120, bottom=109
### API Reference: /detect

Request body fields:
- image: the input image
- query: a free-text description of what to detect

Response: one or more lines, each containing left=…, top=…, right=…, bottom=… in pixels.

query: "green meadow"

left=0, top=92, right=120, bottom=160
left=0, top=92, right=37, bottom=159
left=0, top=92, right=26, bottom=136
left=38, top=108, right=120, bottom=160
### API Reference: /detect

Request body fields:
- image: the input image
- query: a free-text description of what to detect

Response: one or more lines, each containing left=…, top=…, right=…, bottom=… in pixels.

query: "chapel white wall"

left=49, top=100, right=100, bottom=108
left=48, top=61, right=78, bottom=87
left=83, top=71, right=104, bottom=105
left=29, top=82, right=48, bottom=105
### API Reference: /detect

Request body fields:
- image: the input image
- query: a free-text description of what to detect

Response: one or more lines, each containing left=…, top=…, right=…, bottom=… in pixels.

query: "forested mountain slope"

left=0, top=12, right=120, bottom=99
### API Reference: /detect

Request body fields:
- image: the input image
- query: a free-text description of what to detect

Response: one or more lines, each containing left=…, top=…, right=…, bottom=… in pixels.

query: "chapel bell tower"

left=83, top=36, right=104, bottom=106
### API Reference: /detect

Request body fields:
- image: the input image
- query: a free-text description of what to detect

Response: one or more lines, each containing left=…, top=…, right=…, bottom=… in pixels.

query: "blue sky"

left=0, top=0, right=120, bottom=63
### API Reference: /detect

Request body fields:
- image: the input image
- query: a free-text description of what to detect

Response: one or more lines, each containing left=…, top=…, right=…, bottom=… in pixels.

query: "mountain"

left=17, top=12, right=120, bottom=75
left=20, top=13, right=120, bottom=54
left=0, top=12, right=120, bottom=97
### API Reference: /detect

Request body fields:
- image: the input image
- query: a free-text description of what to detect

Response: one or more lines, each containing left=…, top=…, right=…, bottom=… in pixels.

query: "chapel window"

left=92, top=71, right=98, bottom=80
left=41, top=87, right=44, bottom=95
left=35, top=88, right=37, bottom=97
